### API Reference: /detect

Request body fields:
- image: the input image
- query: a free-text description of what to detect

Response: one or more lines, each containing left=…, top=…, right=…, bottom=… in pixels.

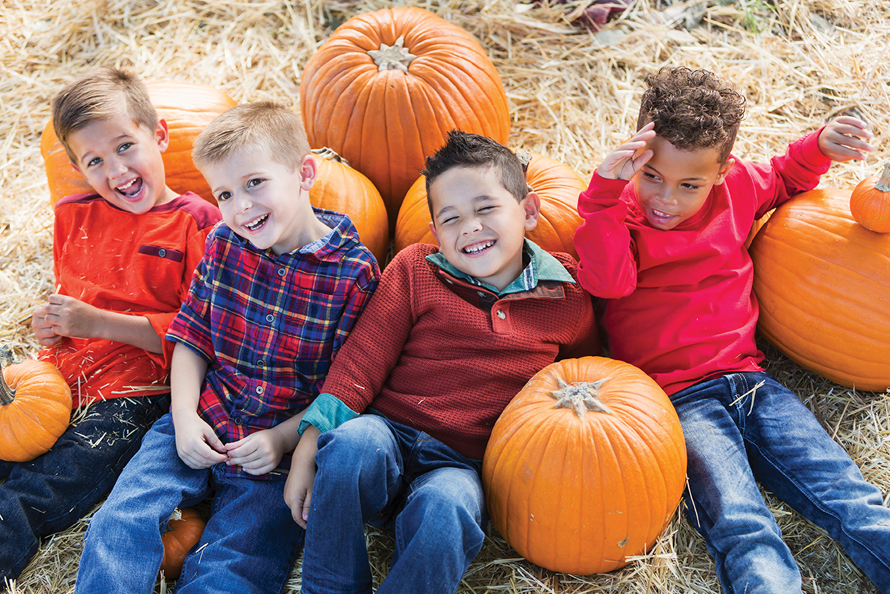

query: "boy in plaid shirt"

left=75, top=102, right=379, bottom=593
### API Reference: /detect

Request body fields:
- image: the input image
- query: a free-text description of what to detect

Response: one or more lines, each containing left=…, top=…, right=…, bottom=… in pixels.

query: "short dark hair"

left=637, top=66, right=746, bottom=163
left=422, top=130, right=529, bottom=218
left=51, top=68, right=158, bottom=163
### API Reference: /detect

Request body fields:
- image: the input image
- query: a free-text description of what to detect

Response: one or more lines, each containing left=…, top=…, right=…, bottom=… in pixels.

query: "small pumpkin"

left=300, top=6, right=510, bottom=227
left=0, top=349, right=72, bottom=463
left=160, top=506, right=207, bottom=580
left=309, top=148, right=390, bottom=265
left=41, top=80, right=237, bottom=206
left=850, top=160, right=890, bottom=233
left=482, top=357, right=687, bottom=575
left=394, top=150, right=586, bottom=257
left=751, top=188, right=890, bottom=391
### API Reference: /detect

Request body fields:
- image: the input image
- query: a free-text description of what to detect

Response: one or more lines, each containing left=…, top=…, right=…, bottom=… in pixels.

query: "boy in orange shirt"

left=0, top=67, right=220, bottom=582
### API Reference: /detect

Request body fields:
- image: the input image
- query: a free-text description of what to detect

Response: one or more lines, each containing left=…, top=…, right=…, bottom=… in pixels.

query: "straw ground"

left=1, top=0, right=888, bottom=592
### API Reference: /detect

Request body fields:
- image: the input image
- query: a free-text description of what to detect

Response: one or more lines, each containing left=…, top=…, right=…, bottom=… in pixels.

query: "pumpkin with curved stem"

left=751, top=188, right=890, bottom=391
left=300, top=6, right=510, bottom=227
left=394, top=150, right=586, bottom=257
left=309, top=148, right=389, bottom=265
left=0, top=349, right=72, bottom=463
left=41, top=80, right=237, bottom=206
left=850, top=160, right=890, bottom=233
left=482, top=356, right=687, bottom=575
left=160, top=506, right=207, bottom=580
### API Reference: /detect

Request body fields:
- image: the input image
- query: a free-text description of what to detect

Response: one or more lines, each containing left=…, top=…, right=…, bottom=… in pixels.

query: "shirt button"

left=233, top=416, right=242, bottom=425
left=256, top=386, right=264, bottom=395
left=157, top=248, right=167, bottom=258
left=278, top=268, right=286, bottom=277
left=257, top=359, right=265, bottom=366
left=266, top=314, right=274, bottom=323
left=496, top=310, right=506, bottom=319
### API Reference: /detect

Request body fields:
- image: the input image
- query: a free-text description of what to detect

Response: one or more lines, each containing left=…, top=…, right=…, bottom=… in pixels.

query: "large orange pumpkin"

left=394, top=150, right=586, bottom=257
left=160, top=506, right=207, bottom=580
left=41, top=80, right=237, bottom=206
left=309, top=148, right=389, bottom=265
left=300, top=6, right=510, bottom=226
left=0, top=353, right=72, bottom=462
left=751, top=188, right=890, bottom=391
left=849, top=160, right=890, bottom=233
left=482, top=357, right=687, bottom=575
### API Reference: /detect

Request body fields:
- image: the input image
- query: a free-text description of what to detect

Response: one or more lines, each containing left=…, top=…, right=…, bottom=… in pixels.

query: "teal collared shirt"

left=424, top=239, right=574, bottom=296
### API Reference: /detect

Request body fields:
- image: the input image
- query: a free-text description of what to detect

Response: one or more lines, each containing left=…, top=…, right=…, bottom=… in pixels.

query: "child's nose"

left=461, top=216, right=483, bottom=234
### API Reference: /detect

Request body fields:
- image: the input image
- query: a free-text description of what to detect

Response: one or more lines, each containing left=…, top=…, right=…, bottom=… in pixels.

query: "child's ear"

left=155, top=119, right=171, bottom=152
left=714, top=158, right=735, bottom=186
left=428, top=221, right=440, bottom=246
left=299, top=153, right=318, bottom=191
left=521, top=191, right=542, bottom=232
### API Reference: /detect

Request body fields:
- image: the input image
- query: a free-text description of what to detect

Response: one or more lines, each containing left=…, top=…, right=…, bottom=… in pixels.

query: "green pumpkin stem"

left=549, top=377, right=613, bottom=420
left=876, top=160, right=890, bottom=193
left=0, top=347, right=15, bottom=406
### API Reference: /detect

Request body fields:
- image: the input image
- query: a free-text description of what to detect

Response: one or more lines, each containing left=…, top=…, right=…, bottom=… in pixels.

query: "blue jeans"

left=74, top=413, right=303, bottom=594
left=0, top=393, right=169, bottom=581
left=301, top=414, right=488, bottom=594
left=673, top=371, right=890, bottom=594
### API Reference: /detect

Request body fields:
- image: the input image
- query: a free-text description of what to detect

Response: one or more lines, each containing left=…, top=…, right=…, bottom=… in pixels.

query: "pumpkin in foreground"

left=160, top=506, right=207, bottom=580
left=394, top=150, right=586, bottom=258
left=0, top=353, right=72, bottom=463
left=751, top=188, right=890, bottom=391
left=850, top=160, right=890, bottom=233
left=482, top=357, right=687, bottom=575
left=40, top=79, right=238, bottom=206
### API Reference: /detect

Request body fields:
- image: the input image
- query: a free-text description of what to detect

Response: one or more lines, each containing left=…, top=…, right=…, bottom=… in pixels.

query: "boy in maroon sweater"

left=284, top=131, right=599, bottom=594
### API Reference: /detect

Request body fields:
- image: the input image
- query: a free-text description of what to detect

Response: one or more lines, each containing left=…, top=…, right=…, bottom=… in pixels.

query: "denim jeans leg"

left=302, top=415, right=405, bottom=594
left=672, top=375, right=802, bottom=594
left=174, top=466, right=304, bottom=594
left=742, top=372, right=890, bottom=592
left=0, top=393, right=169, bottom=581
left=75, top=413, right=212, bottom=594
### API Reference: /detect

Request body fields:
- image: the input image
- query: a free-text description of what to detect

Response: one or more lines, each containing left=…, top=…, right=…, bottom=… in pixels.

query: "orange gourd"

left=160, top=507, right=207, bottom=580
left=300, top=6, right=510, bottom=227
left=751, top=188, right=890, bottom=391
left=850, top=161, right=890, bottom=233
left=40, top=80, right=237, bottom=206
left=309, top=148, right=389, bottom=265
left=0, top=351, right=72, bottom=462
left=482, top=357, right=687, bottom=575
left=394, top=150, right=586, bottom=257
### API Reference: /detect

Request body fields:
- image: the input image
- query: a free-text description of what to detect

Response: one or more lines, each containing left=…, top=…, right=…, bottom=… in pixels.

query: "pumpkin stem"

left=311, top=147, right=351, bottom=168
left=0, top=347, right=16, bottom=406
left=549, top=377, right=613, bottom=420
left=876, top=160, right=890, bottom=193
left=368, top=36, right=416, bottom=74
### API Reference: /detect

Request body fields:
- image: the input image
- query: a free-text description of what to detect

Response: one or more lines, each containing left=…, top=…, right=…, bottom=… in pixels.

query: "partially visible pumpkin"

left=744, top=209, right=774, bottom=249
left=300, top=6, right=510, bottom=227
left=751, top=188, right=890, bottom=391
left=482, top=357, right=687, bottom=575
left=850, top=160, right=890, bottom=233
left=0, top=352, right=72, bottom=462
left=160, top=506, right=207, bottom=580
left=41, top=80, right=237, bottom=206
left=309, top=148, right=389, bottom=265
left=394, top=150, right=586, bottom=257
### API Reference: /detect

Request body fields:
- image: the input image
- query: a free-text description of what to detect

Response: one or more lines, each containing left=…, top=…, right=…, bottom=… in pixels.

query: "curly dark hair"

left=637, top=67, right=746, bottom=163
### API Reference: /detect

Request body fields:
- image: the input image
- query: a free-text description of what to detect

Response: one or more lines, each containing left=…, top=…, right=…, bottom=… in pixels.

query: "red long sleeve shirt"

left=574, top=131, right=830, bottom=396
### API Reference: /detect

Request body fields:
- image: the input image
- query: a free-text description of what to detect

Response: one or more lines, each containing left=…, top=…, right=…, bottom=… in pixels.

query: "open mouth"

left=244, top=214, right=269, bottom=231
left=649, top=207, right=675, bottom=223
left=115, top=178, right=144, bottom=199
left=462, top=240, right=495, bottom=255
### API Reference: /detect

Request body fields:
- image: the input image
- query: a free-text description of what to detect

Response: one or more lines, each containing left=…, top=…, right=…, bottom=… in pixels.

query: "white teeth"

left=463, top=241, right=494, bottom=254
left=245, top=214, right=268, bottom=230
left=116, top=178, right=140, bottom=196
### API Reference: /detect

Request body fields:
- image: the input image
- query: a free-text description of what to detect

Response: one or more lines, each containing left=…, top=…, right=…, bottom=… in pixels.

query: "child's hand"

left=173, top=411, right=228, bottom=469
left=598, top=122, right=656, bottom=181
left=225, top=428, right=287, bottom=475
left=819, top=116, right=874, bottom=162
left=41, top=294, right=103, bottom=340
left=31, top=303, right=63, bottom=346
left=283, top=457, right=316, bottom=529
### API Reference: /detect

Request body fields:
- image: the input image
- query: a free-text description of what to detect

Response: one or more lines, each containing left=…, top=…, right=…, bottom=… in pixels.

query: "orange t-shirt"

left=38, top=192, right=220, bottom=407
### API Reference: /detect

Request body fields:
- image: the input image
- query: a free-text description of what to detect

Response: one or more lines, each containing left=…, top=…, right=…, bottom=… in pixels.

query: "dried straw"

left=1, top=0, right=888, bottom=592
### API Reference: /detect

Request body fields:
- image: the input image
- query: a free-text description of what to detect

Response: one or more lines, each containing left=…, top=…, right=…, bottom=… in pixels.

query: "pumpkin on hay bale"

left=160, top=506, right=207, bottom=580
left=850, top=160, right=890, bottom=234
left=482, top=356, right=687, bottom=575
left=299, top=6, right=510, bottom=227
left=394, top=150, right=586, bottom=258
left=750, top=185, right=890, bottom=391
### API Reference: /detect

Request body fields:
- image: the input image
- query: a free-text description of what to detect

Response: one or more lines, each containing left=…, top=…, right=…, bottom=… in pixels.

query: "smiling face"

left=633, top=134, right=734, bottom=230
left=428, top=165, right=540, bottom=291
left=66, top=112, right=176, bottom=214
left=200, top=148, right=319, bottom=256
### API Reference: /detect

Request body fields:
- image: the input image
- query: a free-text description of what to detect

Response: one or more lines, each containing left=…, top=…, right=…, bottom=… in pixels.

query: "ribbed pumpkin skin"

left=393, top=152, right=585, bottom=257
left=0, top=359, right=72, bottom=462
left=309, top=149, right=390, bottom=265
left=160, top=507, right=207, bottom=579
left=41, top=80, right=237, bottom=206
left=300, top=7, right=510, bottom=226
left=482, top=357, right=687, bottom=575
left=849, top=162, right=890, bottom=233
left=751, top=189, right=890, bottom=391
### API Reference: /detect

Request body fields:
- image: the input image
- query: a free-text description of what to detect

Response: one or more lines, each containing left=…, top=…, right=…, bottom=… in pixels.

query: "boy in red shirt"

left=574, top=66, right=890, bottom=593
left=285, top=130, right=599, bottom=594
left=0, top=68, right=220, bottom=581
